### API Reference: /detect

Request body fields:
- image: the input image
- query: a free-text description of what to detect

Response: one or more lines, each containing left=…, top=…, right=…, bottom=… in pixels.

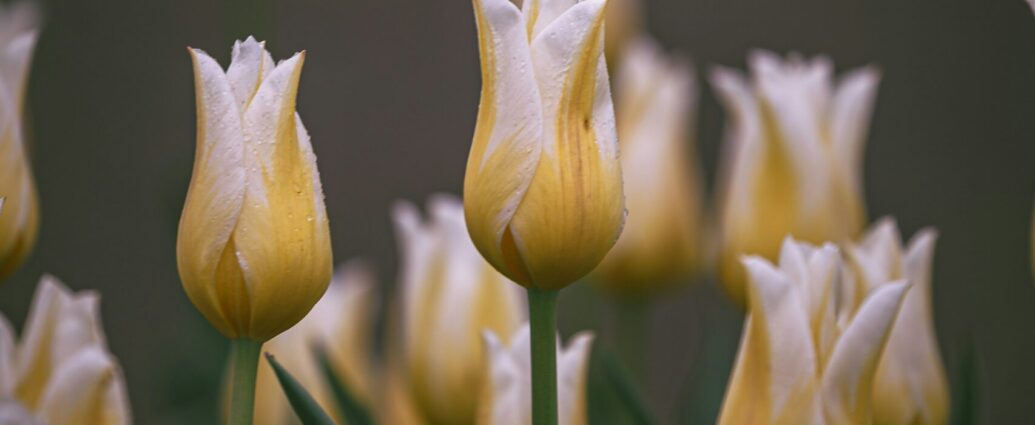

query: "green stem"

left=228, top=339, right=262, bottom=425
left=528, top=288, right=559, bottom=425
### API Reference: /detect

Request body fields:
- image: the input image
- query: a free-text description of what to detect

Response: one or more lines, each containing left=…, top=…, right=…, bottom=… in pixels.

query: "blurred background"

left=0, top=0, right=1033, bottom=423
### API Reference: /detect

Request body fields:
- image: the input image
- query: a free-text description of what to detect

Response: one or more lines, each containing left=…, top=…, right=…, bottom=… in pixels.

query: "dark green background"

left=0, top=0, right=1032, bottom=423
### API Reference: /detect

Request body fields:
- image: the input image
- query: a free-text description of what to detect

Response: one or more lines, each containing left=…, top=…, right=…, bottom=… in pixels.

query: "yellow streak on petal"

left=465, top=0, right=540, bottom=285
left=509, top=7, right=623, bottom=289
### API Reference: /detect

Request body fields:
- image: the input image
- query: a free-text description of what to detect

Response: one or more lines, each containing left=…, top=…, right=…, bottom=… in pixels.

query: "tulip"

left=718, top=237, right=910, bottom=425
left=465, top=1, right=622, bottom=422
left=177, top=36, right=332, bottom=341
left=252, top=261, right=378, bottom=425
left=477, top=325, right=594, bottom=425
left=0, top=2, right=40, bottom=280
left=464, top=0, right=624, bottom=291
left=178, top=36, right=331, bottom=425
left=843, top=219, right=949, bottom=425
left=392, top=195, right=526, bottom=425
left=592, top=36, right=703, bottom=295
left=0, top=275, right=131, bottom=425
left=711, top=51, right=879, bottom=307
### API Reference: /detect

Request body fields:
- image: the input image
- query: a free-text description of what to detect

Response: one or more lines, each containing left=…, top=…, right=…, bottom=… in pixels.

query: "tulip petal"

left=476, top=330, right=529, bottom=425
left=719, top=257, right=818, bottom=425
left=595, top=36, right=702, bottom=288
left=465, top=0, right=544, bottom=285
left=830, top=67, right=879, bottom=184
left=14, top=275, right=75, bottom=409
left=748, top=51, right=829, bottom=217
left=872, top=230, right=949, bottom=425
left=558, top=332, right=593, bottom=425
left=234, top=52, right=332, bottom=341
left=396, top=196, right=525, bottom=424
left=821, top=280, right=909, bottom=424
left=521, top=0, right=577, bottom=40
left=0, top=28, right=38, bottom=280
left=226, top=36, right=275, bottom=111
left=177, top=47, right=247, bottom=337
left=38, top=347, right=129, bottom=425
left=505, top=0, right=623, bottom=288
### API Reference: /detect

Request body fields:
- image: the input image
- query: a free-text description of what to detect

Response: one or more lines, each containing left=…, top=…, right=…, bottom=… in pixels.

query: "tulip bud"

left=711, top=51, right=879, bottom=306
left=177, top=37, right=332, bottom=342
left=592, top=37, right=703, bottom=295
left=465, top=0, right=625, bottom=290
left=0, top=275, right=131, bottom=425
left=843, top=219, right=949, bottom=425
left=477, top=325, right=594, bottom=425
left=719, top=238, right=910, bottom=425
left=253, top=261, right=378, bottom=425
left=392, top=195, right=525, bottom=425
left=0, top=3, right=40, bottom=280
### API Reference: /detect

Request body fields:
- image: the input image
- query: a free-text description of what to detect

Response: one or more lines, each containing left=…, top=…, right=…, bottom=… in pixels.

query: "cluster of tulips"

left=0, top=0, right=1028, bottom=424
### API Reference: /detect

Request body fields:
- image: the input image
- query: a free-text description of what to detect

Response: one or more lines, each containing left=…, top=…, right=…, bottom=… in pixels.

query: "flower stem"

left=528, top=288, right=559, bottom=425
left=228, top=339, right=263, bottom=425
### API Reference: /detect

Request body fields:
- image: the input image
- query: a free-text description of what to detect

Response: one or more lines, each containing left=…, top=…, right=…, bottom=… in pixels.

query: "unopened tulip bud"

left=177, top=37, right=332, bottom=342
left=465, top=0, right=625, bottom=290
left=711, top=51, right=879, bottom=307
left=0, top=2, right=40, bottom=280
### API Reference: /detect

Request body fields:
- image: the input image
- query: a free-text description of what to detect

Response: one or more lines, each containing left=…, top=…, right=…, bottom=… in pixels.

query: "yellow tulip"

left=465, top=0, right=625, bottom=290
left=711, top=51, right=879, bottom=307
left=392, top=195, right=526, bottom=425
left=592, top=37, right=703, bottom=294
left=0, top=275, right=131, bottom=424
left=718, top=238, right=910, bottom=425
left=177, top=37, right=332, bottom=342
left=252, top=261, right=378, bottom=425
left=476, top=325, right=594, bottom=425
left=0, top=2, right=40, bottom=280
left=843, top=219, right=949, bottom=425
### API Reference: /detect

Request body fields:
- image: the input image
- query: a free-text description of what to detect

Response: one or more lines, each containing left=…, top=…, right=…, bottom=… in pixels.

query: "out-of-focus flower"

left=843, top=219, right=948, bottom=425
left=393, top=195, right=526, bottom=425
left=0, top=275, right=131, bottom=424
left=592, top=37, right=703, bottom=295
left=718, top=238, right=910, bottom=425
left=603, top=0, right=642, bottom=68
left=0, top=3, right=39, bottom=280
left=177, top=37, right=332, bottom=342
left=711, top=51, right=879, bottom=307
left=465, top=0, right=625, bottom=290
left=251, top=261, right=378, bottom=425
left=476, top=325, right=594, bottom=425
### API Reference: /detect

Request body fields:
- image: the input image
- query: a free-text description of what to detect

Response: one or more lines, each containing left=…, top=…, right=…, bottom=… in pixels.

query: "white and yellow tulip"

left=718, top=238, right=910, bottom=425
left=393, top=195, right=526, bottom=425
left=252, top=261, right=378, bottom=425
left=0, top=2, right=39, bottom=280
left=177, top=37, right=332, bottom=342
left=844, top=219, right=949, bottom=425
left=465, top=0, right=625, bottom=290
left=0, top=275, right=131, bottom=425
left=476, top=325, right=594, bottom=425
left=711, top=51, right=879, bottom=306
left=593, top=36, right=703, bottom=295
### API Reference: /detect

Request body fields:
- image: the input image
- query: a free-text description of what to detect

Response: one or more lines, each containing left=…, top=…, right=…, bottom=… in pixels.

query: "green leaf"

left=314, top=345, right=377, bottom=425
left=587, top=344, right=658, bottom=425
left=265, top=353, right=337, bottom=425
left=951, top=337, right=983, bottom=425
